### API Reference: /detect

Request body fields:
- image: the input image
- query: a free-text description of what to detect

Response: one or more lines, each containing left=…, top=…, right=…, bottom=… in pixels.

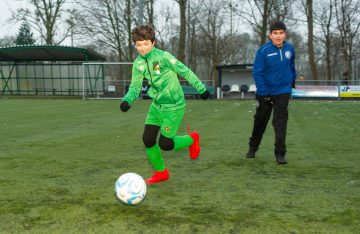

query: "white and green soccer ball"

left=114, top=172, right=147, bottom=205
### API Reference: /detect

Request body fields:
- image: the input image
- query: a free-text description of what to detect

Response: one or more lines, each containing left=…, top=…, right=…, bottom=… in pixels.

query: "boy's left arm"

left=164, top=52, right=207, bottom=96
left=291, top=47, right=297, bottom=88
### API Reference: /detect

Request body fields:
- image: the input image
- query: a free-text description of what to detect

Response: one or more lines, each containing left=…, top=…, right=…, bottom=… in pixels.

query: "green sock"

left=173, top=135, right=194, bottom=150
left=146, top=144, right=165, bottom=171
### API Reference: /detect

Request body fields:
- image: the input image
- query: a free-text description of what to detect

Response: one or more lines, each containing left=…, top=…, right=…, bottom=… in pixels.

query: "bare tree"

left=145, top=0, right=155, bottom=25
left=233, top=0, right=273, bottom=45
left=233, top=0, right=293, bottom=46
left=154, top=6, right=178, bottom=51
left=181, top=0, right=256, bottom=81
left=314, top=0, right=336, bottom=81
left=134, top=0, right=155, bottom=25
left=302, top=0, right=318, bottom=80
left=186, top=0, right=201, bottom=72
left=126, top=0, right=134, bottom=59
left=0, top=36, right=16, bottom=47
left=334, top=0, right=360, bottom=81
left=196, top=0, right=229, bottom=85
left=174, top=0, right=187, bottom=63
left=289, top=31, right=308, bottom=78
left=272, top=0, right=293, bottom=21
left=10, top=0, right=75, bottom=45
left=76, top=0, right=137, bottom=61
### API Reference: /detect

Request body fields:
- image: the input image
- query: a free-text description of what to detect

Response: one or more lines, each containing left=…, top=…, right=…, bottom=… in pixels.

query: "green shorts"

left=145, top=104, right=185, bottom=138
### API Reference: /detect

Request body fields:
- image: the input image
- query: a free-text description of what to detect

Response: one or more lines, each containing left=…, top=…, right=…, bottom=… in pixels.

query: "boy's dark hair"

left=269, top=20, right=286, bottom=32
left=131, top=25, right=155, bottom=43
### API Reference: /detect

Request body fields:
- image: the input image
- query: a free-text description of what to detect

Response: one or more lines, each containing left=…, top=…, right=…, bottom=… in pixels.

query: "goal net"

left=82, top=62, right=133, bottom=100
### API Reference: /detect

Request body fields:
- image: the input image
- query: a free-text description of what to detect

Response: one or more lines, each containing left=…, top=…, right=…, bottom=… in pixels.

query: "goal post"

left=82, top=62, right=133, bottom=100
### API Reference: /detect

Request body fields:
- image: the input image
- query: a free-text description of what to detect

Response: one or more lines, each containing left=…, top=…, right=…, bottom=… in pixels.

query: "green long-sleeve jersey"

left=123, top=47, right=206, bottom=110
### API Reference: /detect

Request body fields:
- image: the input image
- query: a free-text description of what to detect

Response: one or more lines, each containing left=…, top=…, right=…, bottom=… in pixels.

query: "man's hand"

left=200, top=90, right=210, bottom=100
left=120, top=101, right=131, bottom=112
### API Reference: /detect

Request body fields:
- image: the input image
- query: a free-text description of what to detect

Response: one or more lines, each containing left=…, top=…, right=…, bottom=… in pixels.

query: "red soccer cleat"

left=145, top=169, right=170, bottom=184
left=189, top=131, right=200, bottom=160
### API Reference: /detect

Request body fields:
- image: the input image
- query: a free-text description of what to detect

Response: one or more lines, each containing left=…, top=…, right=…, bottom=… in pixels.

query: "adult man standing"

left=246, top=20, right=296, bottom=164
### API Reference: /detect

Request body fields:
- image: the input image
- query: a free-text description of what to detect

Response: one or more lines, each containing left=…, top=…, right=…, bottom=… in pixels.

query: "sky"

left=0, top=0, right=177, bottom=45
left=0, top=0, right=252, bottom=46
left=0, top=0, right=24, bottom=38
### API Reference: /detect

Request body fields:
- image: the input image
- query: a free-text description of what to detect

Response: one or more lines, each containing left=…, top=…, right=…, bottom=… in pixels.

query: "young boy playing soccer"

left=120, top=24, right=209, bottom=184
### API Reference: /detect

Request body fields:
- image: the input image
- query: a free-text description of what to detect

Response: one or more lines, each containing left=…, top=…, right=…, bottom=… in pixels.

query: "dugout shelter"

left=216, top=64, right=255, bottom=99
left=0, top=45, right=106, bottom=96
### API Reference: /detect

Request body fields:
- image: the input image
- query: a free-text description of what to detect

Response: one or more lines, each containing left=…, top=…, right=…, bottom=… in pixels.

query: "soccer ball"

left=114, top=172, right=147, bottom=205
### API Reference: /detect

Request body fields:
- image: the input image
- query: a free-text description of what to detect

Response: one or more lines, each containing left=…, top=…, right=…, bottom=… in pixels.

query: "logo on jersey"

left=153, top=61, right=161, bottom=74
left=285, top=51, right=292, bottom=59
left=170, top=58, right=177, bottom=64
left=164, top=127, right=170, bottom=133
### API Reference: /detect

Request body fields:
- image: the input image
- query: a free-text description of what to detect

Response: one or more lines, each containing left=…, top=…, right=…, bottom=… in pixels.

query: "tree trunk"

left=306, top=0, right=318, bottom=80
left=334, top=0, right=360, bottom=82
left=325, top=2, right=334, bottom=81
left=325, top=34, right=332, bottom=81
left=126, top=0, right=133, bottom=61
left=30, top=0, right=66, bottom=45
left=177, top=0, right=187, bottom=63
left=146, top=0, right=154, bottom=25
left=260, top=0, right=270, bottom=45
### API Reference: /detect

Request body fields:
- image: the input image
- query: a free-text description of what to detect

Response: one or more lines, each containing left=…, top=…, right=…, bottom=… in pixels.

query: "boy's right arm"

left=252, top=49, right=268, bottom=96
left=120, top=63, right=144, bottom=111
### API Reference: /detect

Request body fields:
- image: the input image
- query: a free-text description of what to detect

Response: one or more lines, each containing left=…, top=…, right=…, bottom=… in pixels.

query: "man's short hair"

left=269, top=20, right=286, bottom=32
left=131, top=24, right=155, bottom=43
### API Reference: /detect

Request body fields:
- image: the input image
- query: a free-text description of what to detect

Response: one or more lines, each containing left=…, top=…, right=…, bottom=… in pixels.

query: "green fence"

left=0, top=63, right=104, bottom=96
left=1, top=63, right=82, bottom=96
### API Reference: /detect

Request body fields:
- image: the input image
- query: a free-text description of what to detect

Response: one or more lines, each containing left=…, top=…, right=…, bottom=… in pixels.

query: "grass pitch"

left=0, top=99, right=359, bottom=233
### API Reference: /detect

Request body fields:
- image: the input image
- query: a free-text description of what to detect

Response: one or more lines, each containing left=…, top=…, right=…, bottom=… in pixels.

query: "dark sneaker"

left=246, top=147, right=258, bottom=158
left=246, top=150, right=256, bottom=158
left=276, top=156, right=287, bottom=164
left=275, top=150, right=287, bottom=164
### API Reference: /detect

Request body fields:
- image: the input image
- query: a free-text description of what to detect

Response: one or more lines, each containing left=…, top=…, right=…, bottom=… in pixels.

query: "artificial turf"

left=0, top=99, right=359, bottom=233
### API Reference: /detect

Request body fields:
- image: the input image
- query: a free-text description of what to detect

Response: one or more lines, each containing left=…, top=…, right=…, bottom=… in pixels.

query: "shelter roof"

left=0, top=45, right=106, bottom=62
left=216, top=64, right=253, bottom=70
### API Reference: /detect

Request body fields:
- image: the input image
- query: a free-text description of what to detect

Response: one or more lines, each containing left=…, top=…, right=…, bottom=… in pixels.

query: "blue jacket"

left=252, top=40, right=296, bottom=96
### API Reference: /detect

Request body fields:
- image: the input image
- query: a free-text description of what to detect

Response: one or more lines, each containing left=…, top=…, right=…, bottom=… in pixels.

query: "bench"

left=182, top=85, right=215, bottom=99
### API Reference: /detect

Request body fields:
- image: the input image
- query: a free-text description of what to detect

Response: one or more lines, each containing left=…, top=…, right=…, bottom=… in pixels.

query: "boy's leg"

left=173, top=135, right=193, bottom=150
left=143, top=107, right=169, bottom=183
left=247, top=95, right=273, bottom=157
left=145, top=144, right=169, bottom=184
left=272, top=93, right=290, bottom=164
left=143, top=124, right=165, bottom=170
left=157, top=134, right=194, bottom=151
left=160, top=108, right=200, bottom=159
left=145, top=143, right=165, bottom=171
left=157, top=134, right=193, bottom=151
